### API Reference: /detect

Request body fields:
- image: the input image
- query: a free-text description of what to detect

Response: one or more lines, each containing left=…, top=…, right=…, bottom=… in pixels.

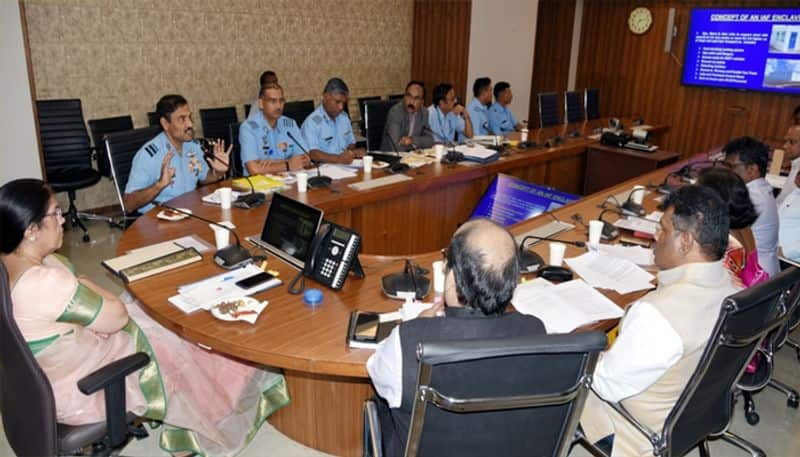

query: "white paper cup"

left=210, top=221, right=235, bottom=249
left=521, top=128, right=529, bottom=143
left=297, top=172, right=308, bottom=193
left=218, top=187, right=232, bottom=209
left=589, top=220, right=604, bottom=246
left=549, top=242, right=566, bottom=267
left=631, top=185, right=646, bottom=205
left=495, top=135, right=503, bottom=146
left=432, top=260, right=445, bottom=294
left=434, top=144, right=445, bottom=160
left=363, top=155, right=373, bottom=173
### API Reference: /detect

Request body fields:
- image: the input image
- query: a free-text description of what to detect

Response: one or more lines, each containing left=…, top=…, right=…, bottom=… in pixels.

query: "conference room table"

left=117, top=118, right=679, bottom=456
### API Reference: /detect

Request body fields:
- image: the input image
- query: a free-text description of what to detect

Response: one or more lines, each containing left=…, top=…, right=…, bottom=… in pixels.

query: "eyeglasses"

left=44, top=208, right=63, bottom=218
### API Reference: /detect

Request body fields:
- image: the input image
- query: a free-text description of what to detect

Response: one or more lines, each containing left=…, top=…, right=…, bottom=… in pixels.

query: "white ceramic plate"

left=156, top=208, right=192, bottom=221
left=210, top=296, right=261, bottom=322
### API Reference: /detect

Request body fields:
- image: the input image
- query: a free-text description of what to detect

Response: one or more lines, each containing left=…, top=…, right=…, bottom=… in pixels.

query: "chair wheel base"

left=788, top=395, right=799, bottom=409
left=745, top=410, right=760, bottom=425
left=82, top=233, right=91, bottom=242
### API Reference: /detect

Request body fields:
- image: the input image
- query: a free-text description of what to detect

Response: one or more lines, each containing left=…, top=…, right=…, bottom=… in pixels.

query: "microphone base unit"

left=234, top=193, right=266, bottom=209
left=621, top=201, right=646, bottom=217
left=213, top=244, right=254, bottom=270
left=308, top=175, right=333, bottom=188
left=518, top=249, right=545, bottom=273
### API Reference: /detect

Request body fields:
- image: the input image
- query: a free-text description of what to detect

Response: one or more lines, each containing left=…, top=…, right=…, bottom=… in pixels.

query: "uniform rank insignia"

left=145, top=144, right=158, bottom=157
left=312, top=115, right=322, bottom=125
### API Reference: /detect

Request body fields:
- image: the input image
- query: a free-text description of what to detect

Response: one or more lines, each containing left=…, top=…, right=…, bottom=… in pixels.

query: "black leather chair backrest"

left=199, top=106, right=238, bottom=142
left=146, top=111, right=161, bottom=127
left=228, top=121, right=243, bottom=178
left=585, top=88, right=600, bottom=120
left=387, top=93, right=404, bottom=101
left=406, top=332, right=607, bottom=457
left=358, top=96, right=381, bottom=122
left=88, top=115, right=134, bottom=178
left=244, top=104, right=252, bottom=118
left=364, top=100, right=395, bottom=152
left=283, top=100, right=315, bottom=126
left=538, top=92, right=560, bottom=128
left=564, top=91, right=584, bottom=124
left=36, top=99, right=93, bottom=172
left=0, top=262, right=60, bottom=457
left=105, top=126, right=161, bottom=214
left=664, top=267, right=800, bottom=456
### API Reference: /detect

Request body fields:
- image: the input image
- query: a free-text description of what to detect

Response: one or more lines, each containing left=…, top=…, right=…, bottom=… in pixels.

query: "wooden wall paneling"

left=575, top=0, right=800, bottom=158
left=412, top=0, right=472, bottom=104
left=529, top=0, right=576, bottom=127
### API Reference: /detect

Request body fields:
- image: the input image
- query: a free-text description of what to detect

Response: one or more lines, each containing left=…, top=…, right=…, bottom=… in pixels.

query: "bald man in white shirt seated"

left=580, top=185, right=740, bottom=457
left=777, top=124, right=800, bottom=205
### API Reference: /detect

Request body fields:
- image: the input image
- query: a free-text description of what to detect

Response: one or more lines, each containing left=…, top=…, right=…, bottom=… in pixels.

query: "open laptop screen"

left=257, top=193, right=323, bottom=269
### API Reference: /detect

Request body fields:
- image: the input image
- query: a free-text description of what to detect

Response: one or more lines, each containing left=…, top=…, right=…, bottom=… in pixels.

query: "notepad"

left=104, top=247, right=202, bottom=283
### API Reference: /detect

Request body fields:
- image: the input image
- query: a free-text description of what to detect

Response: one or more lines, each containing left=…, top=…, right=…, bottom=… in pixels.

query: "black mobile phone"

left=235, top=272, right=275, bottom=289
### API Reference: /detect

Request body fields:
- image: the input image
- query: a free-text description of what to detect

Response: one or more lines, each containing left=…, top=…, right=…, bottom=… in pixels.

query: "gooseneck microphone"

left=286, top=131, right=332, bottom=188
left=621, top=187, right=647, bottom=217
left=520, top=235, right=586, bottom=248
left=383, top=130, right=410, bottom=174
left=157, top=203, right=253, bottom=269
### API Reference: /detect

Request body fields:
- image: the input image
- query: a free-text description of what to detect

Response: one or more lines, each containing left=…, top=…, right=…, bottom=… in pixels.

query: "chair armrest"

left=77, top=352, right=150, bottom=395
left=590, top=387, right=662, bottom=451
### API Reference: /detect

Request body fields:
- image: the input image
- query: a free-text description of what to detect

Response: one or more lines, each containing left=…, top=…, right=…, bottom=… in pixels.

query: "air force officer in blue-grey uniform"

left=239, top=83, right=311, bottom=176
left=124, top=94, right=231, bottom=214
left=301, top=78, right=365, bottom=164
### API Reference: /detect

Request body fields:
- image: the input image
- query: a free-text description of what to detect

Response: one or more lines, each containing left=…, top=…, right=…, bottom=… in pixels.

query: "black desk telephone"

left=303, top=221, right=365, bottom=290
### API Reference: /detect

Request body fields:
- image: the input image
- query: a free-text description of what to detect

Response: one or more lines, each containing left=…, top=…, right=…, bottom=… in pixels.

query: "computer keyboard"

left=348, top=174, right=412, bottom=191
left=514, top=220, right=575, bottom=245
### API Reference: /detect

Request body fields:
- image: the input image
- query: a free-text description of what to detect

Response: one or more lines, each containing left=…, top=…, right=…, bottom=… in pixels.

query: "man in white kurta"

left=776, top=125, right=800, bottom=206
left=581, top=185, right=741, bottom=457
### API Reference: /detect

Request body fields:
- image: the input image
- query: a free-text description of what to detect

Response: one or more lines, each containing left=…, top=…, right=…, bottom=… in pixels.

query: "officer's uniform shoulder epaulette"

left=246, top=119, right=259, bottom=129
left=281, top=118, right=294, bottom=129
left=144, top=143, right=159, bottom=157
left=311, top=114, right=323, bottom=125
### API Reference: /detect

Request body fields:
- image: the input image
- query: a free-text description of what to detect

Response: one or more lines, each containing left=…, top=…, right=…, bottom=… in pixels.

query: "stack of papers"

left=202, top=188, right=247, bottom=205
left=454, top=144, right=499, bottom=163
left=613, top=211, right=662, bottom=235
left=593, top=244, right=654, bottom=266
left=168, top=264, right=282, bottom=313
left=512, top=279, right=624, bottom=333
left=565, top=251, right=655, bottom=294
left=318, top=164, right=358, bottom=180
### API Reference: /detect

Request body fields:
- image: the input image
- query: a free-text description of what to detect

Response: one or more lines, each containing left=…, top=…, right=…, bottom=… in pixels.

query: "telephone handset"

left=303, top=221, right=365, bottom=290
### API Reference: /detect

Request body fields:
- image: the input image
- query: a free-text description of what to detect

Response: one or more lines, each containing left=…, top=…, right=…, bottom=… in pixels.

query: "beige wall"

left=23, top=0, right=413, bottom=210
left=1, top=2, right=41, bottom=185
left=466, top=0, right=538, bottom=123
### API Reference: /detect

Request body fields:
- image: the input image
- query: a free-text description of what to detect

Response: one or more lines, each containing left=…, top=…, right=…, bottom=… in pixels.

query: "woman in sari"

left=0, top=178, right=289, bottom=456
left=697, top=167, right=768, bottom=287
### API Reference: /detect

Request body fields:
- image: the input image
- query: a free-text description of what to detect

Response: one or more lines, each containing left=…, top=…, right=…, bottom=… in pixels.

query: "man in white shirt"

left=776, top=125, right=800, bottom=205
left=366, top=219, right=545, bottom=457
left=779, top=171, right=800, bottom=262
left=580, top=185, right=740, bottom=457
left=722, top=136, right=780, bottom=276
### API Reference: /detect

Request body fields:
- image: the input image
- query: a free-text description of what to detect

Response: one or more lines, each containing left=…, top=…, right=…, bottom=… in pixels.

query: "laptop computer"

left=246, top=193, right=324, bottom=270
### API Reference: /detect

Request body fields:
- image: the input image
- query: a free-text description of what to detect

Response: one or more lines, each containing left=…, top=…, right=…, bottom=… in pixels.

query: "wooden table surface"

left=116, top=118, right=680, bottom=455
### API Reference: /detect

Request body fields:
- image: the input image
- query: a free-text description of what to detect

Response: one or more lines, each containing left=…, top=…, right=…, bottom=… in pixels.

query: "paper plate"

left=156, top=208, right=192, bottom=221
left=210, top=296, right=262, bottom=322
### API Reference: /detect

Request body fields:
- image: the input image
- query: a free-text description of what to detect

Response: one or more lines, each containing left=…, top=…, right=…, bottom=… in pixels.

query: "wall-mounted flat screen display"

left=470, top=174, right=579, bottom=227
left=682, top=8, right=800, bottom=94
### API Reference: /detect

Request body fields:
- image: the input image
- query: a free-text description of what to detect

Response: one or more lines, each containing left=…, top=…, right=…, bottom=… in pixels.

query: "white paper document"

left=454, top=144, right=497, bottom=160
left=169, top=264, right=281, bottom=313
left=317, top=164, right=358, bottom=180
left=594, top=244, right=654, bottom=266
left=565, top=251, right=655, bottom=294
left=512, top=279, right=624, bottom=333
left=766, top=174, right=787, bottom=189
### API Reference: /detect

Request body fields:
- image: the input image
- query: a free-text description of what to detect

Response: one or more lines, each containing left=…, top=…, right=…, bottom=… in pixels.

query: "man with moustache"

left=239, top=83, right=312, bottom=176
left=300, top=77, right=365, bottom=164
left=381, top=80, right=434, bottom=152
left=124, top=94, right=231, bottom=214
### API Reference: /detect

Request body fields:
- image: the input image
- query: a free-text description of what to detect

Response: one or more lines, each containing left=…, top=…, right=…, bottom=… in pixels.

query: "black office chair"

left=364, top=100, right=395, bottom=152
left=87, top=115, right=134, bottom=178
left=358, top=96, right=381, bottom=137
left=585, top=88, right=600, bottom=120
left=538, top=92, right=560, bottom=128
left=282, top=99, right=315, bottom=126
left=364, top=332, right=607, bottom=457
left=36, top=99, right=102, bottom=242
left=146, top=111, right=160, bottom=127
left=244, top=103, right=252, bottom=118
left=228, top=121, right=243, bottom=178
left=565, top=91, right=585, bottom=124
left=578, top=267, right=800, bottom=457
left=105, top=126, right=161, bottom=227
left=199, top=106, right=238, bottom=143
left=387, top=93, right=404, bottom=101
left=0, top=261, right=150, bottom=457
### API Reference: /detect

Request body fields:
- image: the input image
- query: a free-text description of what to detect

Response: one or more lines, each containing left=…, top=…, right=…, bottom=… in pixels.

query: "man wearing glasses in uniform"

left=381, top=81, right=434, bottom=152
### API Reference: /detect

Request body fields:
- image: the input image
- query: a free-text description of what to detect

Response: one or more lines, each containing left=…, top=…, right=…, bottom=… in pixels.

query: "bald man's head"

left=445, top=219, right=519, bottom=315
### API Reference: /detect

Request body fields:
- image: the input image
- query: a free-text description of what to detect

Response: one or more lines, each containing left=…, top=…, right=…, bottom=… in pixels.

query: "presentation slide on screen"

left=683, top=9, right=800, bottom=93
left=470, top=174, right=579, bottom=227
